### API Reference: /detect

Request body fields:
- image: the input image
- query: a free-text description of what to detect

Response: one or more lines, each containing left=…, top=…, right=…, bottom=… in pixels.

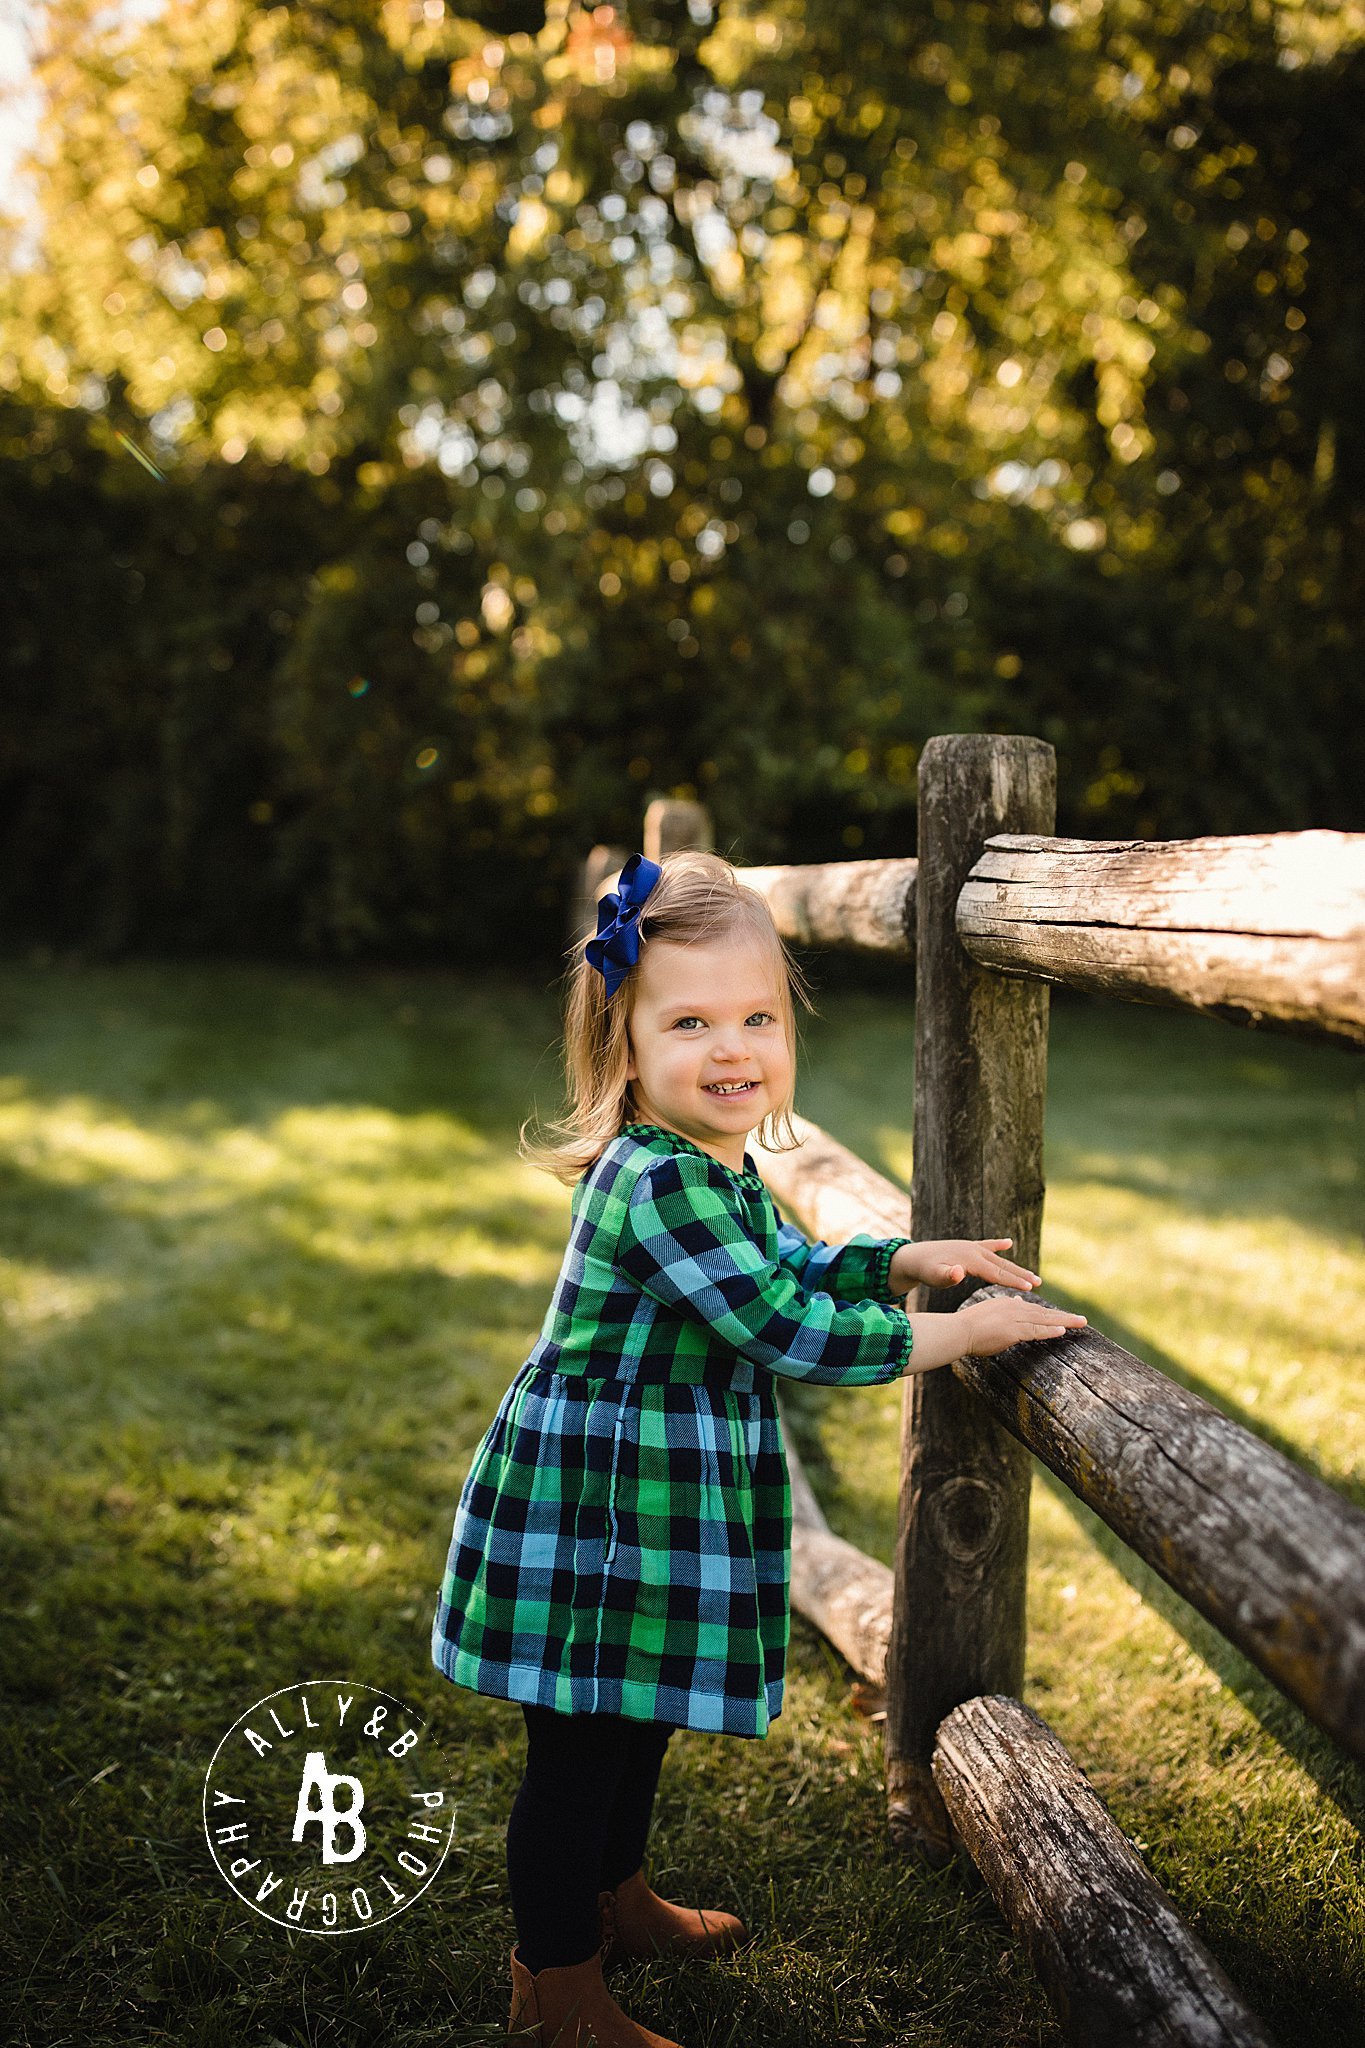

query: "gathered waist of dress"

left=521, top=1335, right=760, bottom=1397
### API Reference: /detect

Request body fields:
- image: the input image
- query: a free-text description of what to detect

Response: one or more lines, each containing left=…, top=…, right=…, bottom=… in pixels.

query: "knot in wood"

left=925, top=1475, right=1005, bottom=1569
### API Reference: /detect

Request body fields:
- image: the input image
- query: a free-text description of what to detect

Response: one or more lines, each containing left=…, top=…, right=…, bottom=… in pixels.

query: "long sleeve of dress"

left=613, top=1150, right=913, bottom=1386
left=772, top=1209, right=913, bottom=1306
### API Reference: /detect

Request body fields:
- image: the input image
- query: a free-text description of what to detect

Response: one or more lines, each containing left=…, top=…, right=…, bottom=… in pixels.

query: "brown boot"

left=596, top=1869, right=747, bottom=1971
left=507, top=1942, right=684, bottom=2047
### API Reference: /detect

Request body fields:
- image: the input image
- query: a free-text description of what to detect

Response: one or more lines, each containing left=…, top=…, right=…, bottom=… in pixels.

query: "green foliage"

left=2, top=0, right=1362, bottom=956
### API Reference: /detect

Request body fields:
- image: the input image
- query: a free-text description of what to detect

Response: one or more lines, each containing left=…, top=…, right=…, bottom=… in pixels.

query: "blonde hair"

left=520, top=849, right=817, bottom=1186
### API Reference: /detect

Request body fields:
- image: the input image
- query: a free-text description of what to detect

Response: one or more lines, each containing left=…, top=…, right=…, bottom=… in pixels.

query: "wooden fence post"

left=643, top=796, right=715, bottom=861
left=572, top=803, right=715, bottom=953
left=885, top=732, right=1056, bottom=1863
left=570, top=843, right=631, bottom=953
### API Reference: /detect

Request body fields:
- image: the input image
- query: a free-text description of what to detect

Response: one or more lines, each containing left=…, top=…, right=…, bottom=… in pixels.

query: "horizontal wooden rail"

left=582, top=848, right=916, bottom=955
left=933, top=1696, right=1278, bottom=2047
left=957, top=832, right=1365, bottom=1049
left=957, top=1285, right=1365, bottom=1766
left=585, top=826, right=1365, bottom=1044
left=737, top=856, right=917, bottom=955
left=749, top=1109, right=913, bottom=1244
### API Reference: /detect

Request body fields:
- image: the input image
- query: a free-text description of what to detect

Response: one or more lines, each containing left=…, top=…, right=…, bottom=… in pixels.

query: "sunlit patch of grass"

left=0, top=965, right=1360, bottom=2045
left=1042, top=1185, right=1361, bottom=1486
left=0, top=1257, right=122, bottom=1334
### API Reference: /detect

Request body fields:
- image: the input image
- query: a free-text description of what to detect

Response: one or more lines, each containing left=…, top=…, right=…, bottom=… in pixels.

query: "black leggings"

left=506, top=1704, right=676, bottom=1973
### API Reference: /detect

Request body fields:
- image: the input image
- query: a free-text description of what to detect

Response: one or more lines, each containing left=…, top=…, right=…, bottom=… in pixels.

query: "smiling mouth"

left=703, top=1080, right=758, bottom=1097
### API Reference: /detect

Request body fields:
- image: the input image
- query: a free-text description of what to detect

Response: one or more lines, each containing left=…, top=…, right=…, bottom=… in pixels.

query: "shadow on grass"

left=1037, top=1463, right=1365, bottom=1837
left=0, top=1156, right=120, bottom=1265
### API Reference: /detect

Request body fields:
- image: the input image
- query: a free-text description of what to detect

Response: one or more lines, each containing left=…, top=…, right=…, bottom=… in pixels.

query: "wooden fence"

left=579, top=733, right=1365, bottom=2047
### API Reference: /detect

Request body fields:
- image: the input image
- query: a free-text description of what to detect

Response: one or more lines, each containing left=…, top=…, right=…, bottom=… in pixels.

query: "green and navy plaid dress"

left=430, top=1120, right=914, bottom=1738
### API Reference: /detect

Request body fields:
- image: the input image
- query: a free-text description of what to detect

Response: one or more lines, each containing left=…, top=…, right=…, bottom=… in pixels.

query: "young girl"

left=431, top=850, right=1085, bottom=2048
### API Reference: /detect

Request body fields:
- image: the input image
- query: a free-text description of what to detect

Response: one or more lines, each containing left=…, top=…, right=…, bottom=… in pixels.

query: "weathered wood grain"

left=933, top=1695, right=1279, bottom=2047
left=957, top=832, right=1365, bottom=1048
left=887, top=733, right=1057, bottom=1864
left=956, top=1285, right=1365, bottom=1766
left=737, top=856, right=917, bottom=954
left=965, top=831, right=1365, bottom=933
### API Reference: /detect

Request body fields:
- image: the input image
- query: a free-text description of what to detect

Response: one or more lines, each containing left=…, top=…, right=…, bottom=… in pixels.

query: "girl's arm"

left=615, top=1152, right=1085, bottom=1383
left=615, top=1151, right=912, bottom=1386
left=772, top=1213, right=914, bottom=1306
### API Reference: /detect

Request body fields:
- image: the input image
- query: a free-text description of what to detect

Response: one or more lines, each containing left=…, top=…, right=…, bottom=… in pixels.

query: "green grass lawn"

left=0, top=959, right=1360, bottom=2047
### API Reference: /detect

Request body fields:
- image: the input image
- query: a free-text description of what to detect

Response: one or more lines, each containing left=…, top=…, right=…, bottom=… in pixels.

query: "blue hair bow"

left=585, top=853, right=662, bottom=998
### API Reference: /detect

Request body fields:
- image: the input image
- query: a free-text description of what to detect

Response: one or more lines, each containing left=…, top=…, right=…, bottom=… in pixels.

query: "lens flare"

left=114, top=430, right=166, bottom=482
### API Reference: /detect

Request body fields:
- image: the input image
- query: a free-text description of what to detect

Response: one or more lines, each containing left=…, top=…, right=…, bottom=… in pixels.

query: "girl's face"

left=624, top=933, right=794, bottom=1172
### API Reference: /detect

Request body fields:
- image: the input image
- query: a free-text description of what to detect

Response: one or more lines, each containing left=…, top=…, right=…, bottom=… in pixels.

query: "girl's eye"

left=671, top=1012, right=775, bottom=1029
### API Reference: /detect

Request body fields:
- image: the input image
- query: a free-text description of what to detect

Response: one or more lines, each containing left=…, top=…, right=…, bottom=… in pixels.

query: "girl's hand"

left=956, top=1295, right=1087, bottom=1359
left=889, top=1238, right=1041, bottom=1297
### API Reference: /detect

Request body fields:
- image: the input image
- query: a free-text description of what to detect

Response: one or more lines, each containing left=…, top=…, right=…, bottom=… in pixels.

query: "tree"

left=2, top=0, right=1361, bottom=956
